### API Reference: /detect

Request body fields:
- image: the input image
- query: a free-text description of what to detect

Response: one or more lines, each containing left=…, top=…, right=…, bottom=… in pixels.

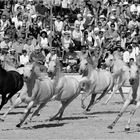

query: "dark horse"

left=0, top=65, right=23, bottom=111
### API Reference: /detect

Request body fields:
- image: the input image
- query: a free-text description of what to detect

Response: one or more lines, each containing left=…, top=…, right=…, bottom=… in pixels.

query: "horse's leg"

left=0, top=97, right=22, bottom=121
left=16, top=101, right=34, bottom=128
left=104, top=84, right=119, bottom=104
left=125, top=101, right=140, bottom=131
left=0, top=94, right=6, bottom=110
left=108, top=99, right=131, bottom=129
left=87, top=89, right=109, bottom=112
left=9, top=98, right=13, bottom=106
left=85, top=94, right=97, bottom=112
left=50, top=95, right=77, bottom=121
left=81, top=91, right=92, bottom=109
left=58, top=95, right=77, bottom=119
left=4, top=92, right=15, bottom=105
left=118, top=87, right=125, bottom=102
left=28, top=103, right=46, bottom=122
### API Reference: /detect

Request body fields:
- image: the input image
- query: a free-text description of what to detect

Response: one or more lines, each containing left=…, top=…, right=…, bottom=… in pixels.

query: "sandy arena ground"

left=0, top=75, right=140, bottom=140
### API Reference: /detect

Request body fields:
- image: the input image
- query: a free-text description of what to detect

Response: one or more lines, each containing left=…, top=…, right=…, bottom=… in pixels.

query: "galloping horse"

left=15, top=62, right=53, bottom=127
left=104, top=52, right=131, bottom=104
left=0, top=62, right=48, bottom=122
left=47, top=59, right=81, bottom=121
left=108, top=59, right=140, bottom=131
left=79, top=53, right=114, bottom=112
left=0, top=65, right=23, bottom=111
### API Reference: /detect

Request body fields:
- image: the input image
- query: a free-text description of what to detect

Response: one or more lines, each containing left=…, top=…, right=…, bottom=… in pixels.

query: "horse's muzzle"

left=129, top=78, right=135, bottom=85
left=79, top=70, right=83, bottom=75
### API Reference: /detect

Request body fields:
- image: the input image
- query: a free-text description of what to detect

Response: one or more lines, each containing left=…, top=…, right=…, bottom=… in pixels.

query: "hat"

left=99, top=15, right=106, bottom=19
left=110, top=15, right=116, bottom=20
left=3, top=35, right=9, bottom=39
left=77, top=14, right=82, bottom=18
left=87, top=14, right=93, bottom=17
left=64, top=31, right=70, bottom=35
left=9, top=48, right=15, bottom=52
left=100, top=28, right=106, bottom=32
left=64, top=15, right=69, bottom=18
left=123, top=1, right=128, bottom=5
left=56, top=15, right=61, bottom=19
left=111, top=8, right=116, bottom=11
left=35, top=44, right=40, bottom=50
left=51, top=47, right=56, bottom=51
left=94, top=27, right=99, bottom=33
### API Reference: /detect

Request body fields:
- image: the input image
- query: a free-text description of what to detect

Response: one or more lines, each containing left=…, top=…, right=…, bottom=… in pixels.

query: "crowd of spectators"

left=0, top=0, right=140, bottom=72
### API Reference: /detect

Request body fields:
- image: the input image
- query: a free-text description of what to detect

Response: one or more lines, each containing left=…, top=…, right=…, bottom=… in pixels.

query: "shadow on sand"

left=0, top=111, right=24, bottom=116
left=55, top=116, right=89, bottom=121
left=22, top=122, right=67, bottom=130
left=83, top=110, right=122, bottom=115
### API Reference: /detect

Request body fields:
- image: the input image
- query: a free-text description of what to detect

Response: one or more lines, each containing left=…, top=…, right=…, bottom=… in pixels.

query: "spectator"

left=29, top=44, right=45, bottom=63
left=19, top=49, right=29, bottom=66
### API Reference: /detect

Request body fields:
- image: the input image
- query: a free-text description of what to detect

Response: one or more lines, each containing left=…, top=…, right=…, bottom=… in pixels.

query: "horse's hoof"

left=16, top=123, right=21, bottom=128
left=49, top=117, right=55, bottom=122
left=86, top=108, right=91, bottom=112
left=0, top=117, right=4, bottom=122
left=83, top=110, right=89, bottom=114
left=107, top=125, right=113, bottom=129
left=125, top=127, right=130, bottom=131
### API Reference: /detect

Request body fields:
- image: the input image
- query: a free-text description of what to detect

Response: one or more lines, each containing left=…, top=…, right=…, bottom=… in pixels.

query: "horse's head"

left=129, top=63, right=139, bottom=85
left=47, top=60, right=57, bottom=77
left=104, top=53, right=114, bottom=68
left=19, top=64, right=33, bottom=80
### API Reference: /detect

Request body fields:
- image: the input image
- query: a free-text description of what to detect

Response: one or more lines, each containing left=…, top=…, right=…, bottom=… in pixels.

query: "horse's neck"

left=26, top=72, right=37, bottom=88
left=87, top=63, right=97, bottom=79
left=53, top=62, right=63, bottom=88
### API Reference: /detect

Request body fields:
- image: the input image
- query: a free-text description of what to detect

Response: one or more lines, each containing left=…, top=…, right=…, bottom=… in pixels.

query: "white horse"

left=79, top=53, right=114, bottom=112
left=0, top=63, right=48, bottom=122
left=47, top=59, right=81, bottom=121
left=108, top=60, right=140, bottom=131
left=15, top=62, right=53, bottom=127
left=104, top=52, right=131, bottom=104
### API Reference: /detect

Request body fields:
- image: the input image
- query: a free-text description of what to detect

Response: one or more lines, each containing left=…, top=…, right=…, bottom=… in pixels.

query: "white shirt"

left=54, top=20, right=63, bottom=32
left=20, top=55, right=29, bottom=65
left=62, top=0, right=68, bottom=8
left=130, top=4, right=140, bottom=15
left=123, top=50, right=136, bottom=63
left=12, top=17, right=23, bottom=30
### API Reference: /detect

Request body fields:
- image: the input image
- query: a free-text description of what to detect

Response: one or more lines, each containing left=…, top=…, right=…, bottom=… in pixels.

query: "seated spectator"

left=12, top=12, right=23, bottom=30
left=19, top=49, right=29, bottom=66
left=62, top=31, right=73, bottom=53
left=38, top=31, right=49, bottom=50
left=123, top=45, right=136, bottom=64
left=64, top=45, right=79, bottom=73
left=54, top=15, right=63, bottom=33
left=29, top=44, right=45, bottom=63
left=0, top=35, right=12, bottom=49
left=4, top=48, right=19, bottom=69
left=29, top=21, right=41, bottom=39
left=45, top=47, right=58, bottom=68
left=72, top=24, right=83, bottom=51
left=23, top=37, right=35, bottom=55
left=12, top=36, right=25, bottom=55
left=74, top=14, right=85, bottom=31
left=0, top=14, right=10, bottom=37
left=77, top=45, right=88, bottom=61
